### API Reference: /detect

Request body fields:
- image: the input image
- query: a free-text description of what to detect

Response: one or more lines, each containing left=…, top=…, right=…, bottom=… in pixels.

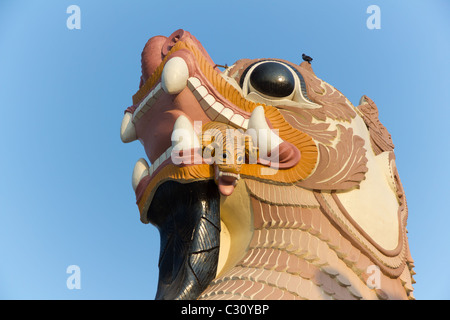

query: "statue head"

left=121, top=29, right=413, bottom=300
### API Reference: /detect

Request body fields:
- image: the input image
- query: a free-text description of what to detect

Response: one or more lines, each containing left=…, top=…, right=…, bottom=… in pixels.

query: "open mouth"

left=148, top=180, right=220, bottom=300
left=121, top=29, right=318, bottom=300
left=215, top=167, right=240, bottom=197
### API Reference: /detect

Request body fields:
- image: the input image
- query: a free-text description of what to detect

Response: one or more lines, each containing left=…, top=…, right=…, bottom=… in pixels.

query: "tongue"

left=218, top=176, right=237, bottom=196
left=147, top=180, right=220, bottom=300
left=218, top=183, right=235, bottom=196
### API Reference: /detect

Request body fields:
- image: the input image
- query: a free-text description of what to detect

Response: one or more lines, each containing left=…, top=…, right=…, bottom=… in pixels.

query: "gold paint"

left=138, top=163, right=213, bottom=222
left=215, top=180, right=254, bottom=278
left=135, top=38, right=319, bottom=221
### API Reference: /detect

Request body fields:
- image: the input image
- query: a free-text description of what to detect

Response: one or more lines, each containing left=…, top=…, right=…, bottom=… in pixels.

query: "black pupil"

left=249, top=62, right=295, bottom=98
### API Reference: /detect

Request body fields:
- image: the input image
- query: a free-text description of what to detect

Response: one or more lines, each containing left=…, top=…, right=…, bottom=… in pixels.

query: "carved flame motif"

left=121, top=29, right=414, bottom=300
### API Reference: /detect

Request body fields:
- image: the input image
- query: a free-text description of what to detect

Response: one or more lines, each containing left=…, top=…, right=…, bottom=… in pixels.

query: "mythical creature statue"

left=120, top=29, right=415, bottom=300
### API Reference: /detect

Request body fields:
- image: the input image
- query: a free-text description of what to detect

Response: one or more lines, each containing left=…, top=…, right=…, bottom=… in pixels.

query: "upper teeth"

left=247, top=105, right=283, bottom=153
left=124, top=75, right=252, bottom=141
left=120, top=82, right=164, bottom=143
left=161, top=57, right=190, bottom=95
left=188, top=77, right=249, bottom=129
left=132, top=83, right=163, bottom=123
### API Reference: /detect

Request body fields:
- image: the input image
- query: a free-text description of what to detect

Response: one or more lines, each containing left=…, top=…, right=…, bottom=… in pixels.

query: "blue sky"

left=0, top=0, right=449, bottom=300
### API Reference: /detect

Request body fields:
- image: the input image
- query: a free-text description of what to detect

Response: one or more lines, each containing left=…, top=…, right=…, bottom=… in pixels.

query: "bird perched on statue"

left=302, top=53, right=313, bottom=64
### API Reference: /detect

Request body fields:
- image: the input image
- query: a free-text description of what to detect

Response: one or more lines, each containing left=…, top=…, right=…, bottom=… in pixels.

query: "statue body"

left=121, top=29, right=414, bottom=300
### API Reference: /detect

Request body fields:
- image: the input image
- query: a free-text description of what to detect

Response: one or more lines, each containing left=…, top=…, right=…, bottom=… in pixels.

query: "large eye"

left=249, top=62, right=295, bottom=98
left=238, top=60, right=313, bottom=105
